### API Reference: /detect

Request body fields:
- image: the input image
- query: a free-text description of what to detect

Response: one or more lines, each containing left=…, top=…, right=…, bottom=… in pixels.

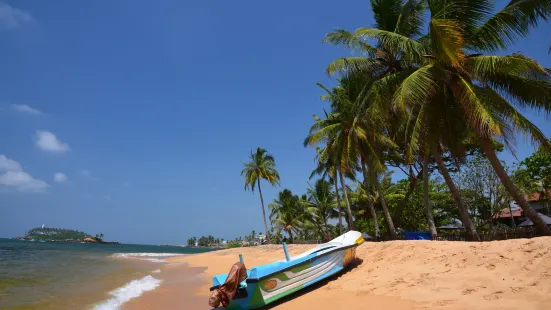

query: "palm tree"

left=308, top=146, right=344, bottom=234
left=304, top=179, right=338, bottom=240
left=324, top=0, right=551, bottom=236
left=305, top=74, right=398, bottom=237
left=304, top=98, right=356, bottom=230
left=402, top=1, right=551, bottom=236
left=242, top=147, right=281, bottom=243
left=268, top=189, right=310, bottom=243
left=323, top=0, right=476, bottom=239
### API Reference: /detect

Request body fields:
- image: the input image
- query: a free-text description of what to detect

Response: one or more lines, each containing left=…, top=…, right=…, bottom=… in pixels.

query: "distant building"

left=491, top=190, right=551, bottom=227
left=252, top=234, right=266, bottom=246
left=518, top=213, right=551, bottom=227
left=493, top=205, right=524, bottom=226
left=522, top=190, right=551, bottom=216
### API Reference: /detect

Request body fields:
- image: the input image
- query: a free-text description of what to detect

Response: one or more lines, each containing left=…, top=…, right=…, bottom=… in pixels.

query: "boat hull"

left=221, top=231, right=362, bottom=309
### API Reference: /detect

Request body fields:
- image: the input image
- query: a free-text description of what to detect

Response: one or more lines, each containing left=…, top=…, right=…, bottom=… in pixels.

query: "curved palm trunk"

left=367, top=161, right=397, bottom=239
left=361, top=158, right=380, bottom=239
left=431, top=147, right=479, bottom=241
left=338, top=170, right=355, bottom=230
left=333, top=174, right=344, bottom=235
left=287, top=229, right=294, bottom=244
left=423, top=155, right=437, bottom=237
left=480, top=138, right=550, bottom=236
left=257, top=179, right=272, bottom=244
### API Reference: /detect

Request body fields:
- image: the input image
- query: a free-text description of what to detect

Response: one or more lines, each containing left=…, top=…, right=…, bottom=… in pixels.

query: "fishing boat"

left=209, top=230, right=364, bottom=309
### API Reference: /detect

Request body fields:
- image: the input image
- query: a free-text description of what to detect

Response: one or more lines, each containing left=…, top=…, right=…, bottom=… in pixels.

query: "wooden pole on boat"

left=239, top=254, right=244, bottom=264
left=282, top=243, right=290, bottom=262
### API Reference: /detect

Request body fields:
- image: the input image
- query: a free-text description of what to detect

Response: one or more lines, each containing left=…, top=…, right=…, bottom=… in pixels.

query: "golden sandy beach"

left=129, top=237, right=551, bottom=309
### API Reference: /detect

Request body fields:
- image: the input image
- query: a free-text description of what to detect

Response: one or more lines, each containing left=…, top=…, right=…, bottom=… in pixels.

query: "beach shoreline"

left=121, top=263, right=206, bottom=310
left=122, top=237, right=551, bottom=309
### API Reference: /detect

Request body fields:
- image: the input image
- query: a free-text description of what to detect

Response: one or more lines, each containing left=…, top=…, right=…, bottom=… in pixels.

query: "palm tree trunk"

left=479, top=138, right=551, bottom=236
left=339, top=170, right=355, bottom=230
left=324, top=220, right=330, bottom=241
left=333, top=174, right=343, bottom=235
left=257, top=179, right=272, bottom=244
left=367, top=161, right=397, bottom=239
left=509, top=204, right=516, bottom=228
left=288, top=230, right=293, bottom=244
left=423, top=155, right=437, bottom=237
left=393, top=169, right=422, bottom=229
left=431, top=147, right=479, bottom=241
left=342, top=208, right=350, bottom=228
left=361, top=158, right=380, bottom=239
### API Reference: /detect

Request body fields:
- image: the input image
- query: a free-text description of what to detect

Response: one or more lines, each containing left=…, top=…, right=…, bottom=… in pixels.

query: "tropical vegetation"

left=24, top=227, right=95, bottom=241
left=236, top=0, right=551, bottom=244
left=187, top=235, right=225, bottom=247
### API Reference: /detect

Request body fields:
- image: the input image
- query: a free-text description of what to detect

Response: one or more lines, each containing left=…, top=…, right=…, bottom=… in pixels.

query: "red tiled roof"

left=525, top=190, right=551, bottom=202
left=493, top=206, right=523, bottom=219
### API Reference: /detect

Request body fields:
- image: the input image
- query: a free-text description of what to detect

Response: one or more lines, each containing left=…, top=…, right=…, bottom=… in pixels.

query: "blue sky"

left=1, top=1, right=550, bottom=244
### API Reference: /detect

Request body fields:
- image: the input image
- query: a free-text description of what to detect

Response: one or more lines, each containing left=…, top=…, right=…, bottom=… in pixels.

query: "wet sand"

left=123, top=263, right=206, bottom=310
left=127, top=237, right=551, bottom=309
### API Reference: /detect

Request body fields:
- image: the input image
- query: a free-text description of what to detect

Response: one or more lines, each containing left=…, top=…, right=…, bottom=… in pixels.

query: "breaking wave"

left=93, top=275, right=162, bottom=310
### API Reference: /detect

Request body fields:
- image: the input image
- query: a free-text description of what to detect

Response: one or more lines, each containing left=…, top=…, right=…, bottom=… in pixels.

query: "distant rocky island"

left=17, top=227, right=120, bottom=244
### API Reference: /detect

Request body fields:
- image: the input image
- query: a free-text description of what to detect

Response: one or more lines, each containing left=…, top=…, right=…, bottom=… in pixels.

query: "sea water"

left=0, top=238, right=215, bottom=309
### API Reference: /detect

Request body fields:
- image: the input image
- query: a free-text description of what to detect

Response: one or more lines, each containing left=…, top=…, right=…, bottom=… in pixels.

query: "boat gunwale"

left=247, top=243, right=358, bottom=283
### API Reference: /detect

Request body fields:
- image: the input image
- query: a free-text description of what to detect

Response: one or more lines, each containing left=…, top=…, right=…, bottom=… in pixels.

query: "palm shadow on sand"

left=208, top=258, right=363, bottom=310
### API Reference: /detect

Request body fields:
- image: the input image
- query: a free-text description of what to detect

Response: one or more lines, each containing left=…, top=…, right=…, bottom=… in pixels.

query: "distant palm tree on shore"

left=242, top=148, right=280, bottom=244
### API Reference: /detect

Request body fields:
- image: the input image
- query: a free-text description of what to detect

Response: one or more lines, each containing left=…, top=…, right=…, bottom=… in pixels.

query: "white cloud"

left=0, top=155, right=48, bottom=193
left=0, top=2, right=33, bottom=29
left=53, top=172, right=67, bottom=183
left=0, top=155, right=22, bottom=171
left=35, top=130, right=70, bottom=153
left=78, top=169, right=90, bottom=176
left=12, top=104, right=43, bottom=115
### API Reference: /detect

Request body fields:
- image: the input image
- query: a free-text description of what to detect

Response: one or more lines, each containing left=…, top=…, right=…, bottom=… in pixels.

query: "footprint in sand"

left=461, top=288, right=478, bottom=295
left=434, top=300, right=456, bottom=306
left=510, top=287, right=526, bottom=294
left=483, top=291, right=504, bottom=300
left=486, top=263, right=496, bottom=270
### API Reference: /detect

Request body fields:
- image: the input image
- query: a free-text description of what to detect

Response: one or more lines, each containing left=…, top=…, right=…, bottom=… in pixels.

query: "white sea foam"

left=94, top=275, right=162, bottom=310
left=143, top=258, right=166, bottom=263
left=152, top=269, right=161, bottom=274
left=111, top=253, right=185, bottom=258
